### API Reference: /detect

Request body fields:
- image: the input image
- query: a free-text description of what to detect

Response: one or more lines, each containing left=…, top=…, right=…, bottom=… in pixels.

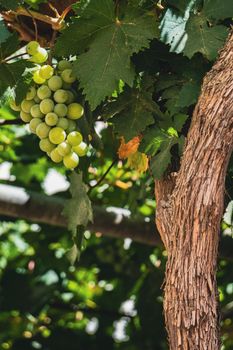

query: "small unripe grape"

left=67, top=120, right=76, bottom=133
left=45, top=112, right=58, bottom=126
left=48, top=76, right=63, bottom=91
left=36, top=122, right=51, bottom=139
left=58, top=60, right=72, bottom=71
left=67, top=131, right=83, bottom=146
left=56, top=117, right=69, bottom=130
left=21, top=99, right=35, bottom=113
left=54, top=103, right=67, bottom=117
left=49, top=127, right=66, bottom=144
left=61, top=69, right=76, bottom=83
left=29, top=118, right=42, bottom=133
left=9, top=99, right=21, bottom=111
left=33, top=70, right=46, bottom=84
left=26, top=86, right=36, bottom=100
left=53, top=89, right=68, bottom=103
left=37, top=85, right=51, bottom=100
left=57, top=141, right=71, bottom=156
left=26, top=41, right=40, bottom=55
left=66, top=91, right=75, bottom=104
left=30, top=104, right=44, bottom=118
left=39, top=138, right=55, bottom=153
left=63, top=152, right=79, bottom=169
left=20, top=111, right=32, bottom=123
left=50, top=148, right=63, bottom=163
left=40, top=99, right=54, bottom=114
left=72, top=142, right=87, bottom=157
left=67, top=103, right=84, bottom=119
left=30, top=48, right=48, bottom=64
left=39, top=65, right=54, bottom=79
left=34, top=95, right=41, bottom=103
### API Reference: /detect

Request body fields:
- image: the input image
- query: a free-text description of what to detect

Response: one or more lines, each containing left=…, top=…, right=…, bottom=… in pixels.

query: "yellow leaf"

left=127, top=151, right=149, bottom=174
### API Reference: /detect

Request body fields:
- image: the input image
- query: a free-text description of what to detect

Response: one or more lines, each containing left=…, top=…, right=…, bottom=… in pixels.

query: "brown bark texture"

left=155, top=30, right=233, bottom=350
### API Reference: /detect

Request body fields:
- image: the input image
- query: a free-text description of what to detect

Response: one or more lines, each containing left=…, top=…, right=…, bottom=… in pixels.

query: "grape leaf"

left=184, top=15, right=228, bottom=60
left=109, top=88, right=160, bottom=141
left=56, top=0, right=158, bottom=109
left=150, top=136, right=176, bottom=179
left=0, top=0, right=22, bottom=9
left=203, top=0, right=233, bottom=20
left=0, top=60, right=33, bottom=99
left=0, top=16, right=12, bottom=44
left=62, top=172, right=93, bottom=234
left=0, top=33, right=19, bottom=60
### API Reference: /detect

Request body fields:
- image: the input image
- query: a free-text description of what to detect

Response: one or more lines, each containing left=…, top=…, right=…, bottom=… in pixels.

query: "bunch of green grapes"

left=10, top=42, right=88, bottom=170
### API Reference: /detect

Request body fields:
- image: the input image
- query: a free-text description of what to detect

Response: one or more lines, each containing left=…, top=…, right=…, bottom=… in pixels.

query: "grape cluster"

left=10, top=42, right=87, bottom=170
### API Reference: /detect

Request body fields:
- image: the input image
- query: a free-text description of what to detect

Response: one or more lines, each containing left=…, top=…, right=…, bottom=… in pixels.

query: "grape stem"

left=1, top=52, right=28, bottom=64
left=0, top=119, right=23, bottom=126
left=25, top=7, right=38, bottom=41
left=88, top=157, right=118, bottom=194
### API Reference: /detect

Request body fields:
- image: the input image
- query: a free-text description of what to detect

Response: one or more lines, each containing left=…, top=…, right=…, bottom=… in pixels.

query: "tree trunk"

left=155, top=30, right=233, bottom=349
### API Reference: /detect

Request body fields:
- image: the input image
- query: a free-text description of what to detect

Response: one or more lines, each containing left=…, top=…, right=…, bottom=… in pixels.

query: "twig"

left=48, top=30, right=57, bottom=65
left=25, top=7, right=38, bottom=41
left=1, top=52, right=27, bottom=64
left=48, top=3, right=60, bottom=18
left=0, top=119, right=23, bottom=126
left=88, top=157, right=118, bottom=194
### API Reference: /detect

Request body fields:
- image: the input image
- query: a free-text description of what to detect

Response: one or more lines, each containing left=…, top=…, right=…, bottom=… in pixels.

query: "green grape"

left=20, top=111, right=32, bottom=123
left=50, top=148, right=63, bottom=163
left=26, top=41, right=40, bottom=55
left=66, top=120, right=76, bottom=133
left=30, top=48, right=48, bottom=64
left=26, top=86, right=36, bottom=100
left=57, top=142, right=71, bottom=156
left=61, top=69, right=76, bottom=83
left=58, top=60, right=72, bottom=71
left=29, top=118, right=42, bottom=133
left=67, top=103, right=84, bottom=119
left=45, top=112, right=58, bottom=126
left=37, top=85, right=51, bottom=100
left=67, top=131, right=83, bottom=146
left=53, top=89, right=68, bottom=103
left=9, top=100, right=21, bottom=112
left=72, top=142, right=87, bottom=157
left=48, top=76, right=63, bottom=91
left=21, top=99, right=35, bottom=113
left=40, top=99, right=54, bottom=114
left=39, top=138, right=55, bottom=153
left=63, top=152, right=79, bottom=169
left=39, top=65, right=54, bottom=79
left=49, top=127, right=66, bottom=144
left=54, top=103, right=67, bottom=117
left=30, top=104, right=44, bottom=118
left=34, top=95, right=41, bottom=103
left=36, top=122, right=51, bottom=139
left=56, top=117, right=69, bottom=130
left=33, top=70, right=46, bottom=84
left=66, top=90, right=75, bottom=104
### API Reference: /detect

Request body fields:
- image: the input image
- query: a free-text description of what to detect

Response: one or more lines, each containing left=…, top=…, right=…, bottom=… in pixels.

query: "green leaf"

left=66, top=244, right=79, bottom=265
left=62, top=172, right=93, bottom=234
left=176, top=80, right=200, bottom=107
left=184, top=15, right=228, bottom=60
left=0, top=0, right=22, bottom=9
left=0, top=16, right=11, bottom=44
left=150, top=136, right=177, bottom=179
left=166, top=0, right=196, bottom=12
left=139, top=128, right=169, bottom=156
left=203, top=0, right=233, bottom=20
left=0, top=33, right=19, bottom=60
left=110, top=88, right=159, bottom=141
left=0, top=60, right=32, bottom=100
left=57, top=0, right=158, bottom=109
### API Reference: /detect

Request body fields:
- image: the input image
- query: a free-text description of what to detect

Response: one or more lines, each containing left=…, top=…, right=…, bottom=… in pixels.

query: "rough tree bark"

left=155, top=31, right=233, bottom=349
